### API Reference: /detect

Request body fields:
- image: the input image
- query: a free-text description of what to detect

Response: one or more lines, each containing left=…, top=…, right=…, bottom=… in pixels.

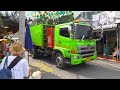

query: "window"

left=83, top=12, right=93, bottom=20
left=87, top=12, right=92, bottom=19
left=1, top=11, right=6, bottom=16
left=60, top=27, right=70, bottom=38
left=75, top=25, right=92, bottom=39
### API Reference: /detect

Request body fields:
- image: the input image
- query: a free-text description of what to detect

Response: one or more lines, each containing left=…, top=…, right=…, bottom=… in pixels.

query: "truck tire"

left=55, top=52, right=66, bottom=69
left=31, top=46, right=38, bottom=59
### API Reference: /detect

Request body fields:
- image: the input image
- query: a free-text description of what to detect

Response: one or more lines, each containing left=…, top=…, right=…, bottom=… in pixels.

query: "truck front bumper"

left=70, top=54, right=97, bottom=65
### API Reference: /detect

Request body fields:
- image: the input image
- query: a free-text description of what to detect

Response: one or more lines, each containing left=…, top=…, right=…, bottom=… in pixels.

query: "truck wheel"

left=55, top=53, right=66, bottom=69
left=31, top=47, right=38, bottom=59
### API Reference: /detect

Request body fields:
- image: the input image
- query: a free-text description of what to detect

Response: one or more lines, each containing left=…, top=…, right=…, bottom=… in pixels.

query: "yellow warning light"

left=75, top=19, right=80, bottom=23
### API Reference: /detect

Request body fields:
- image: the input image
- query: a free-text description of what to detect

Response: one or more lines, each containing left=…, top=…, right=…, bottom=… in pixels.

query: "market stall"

left=92, top=11, right=120, bottom=61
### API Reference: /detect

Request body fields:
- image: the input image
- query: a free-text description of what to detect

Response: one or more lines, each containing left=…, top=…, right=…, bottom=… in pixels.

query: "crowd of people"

left=0, top=40, right=42, bottom=79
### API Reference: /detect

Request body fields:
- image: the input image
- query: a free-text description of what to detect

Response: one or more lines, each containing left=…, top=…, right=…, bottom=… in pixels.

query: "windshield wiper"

left=82, top=35, right=85, bottom=40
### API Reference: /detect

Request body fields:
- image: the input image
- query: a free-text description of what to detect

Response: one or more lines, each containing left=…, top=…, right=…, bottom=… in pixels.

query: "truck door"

left=57, top=27, right=72, bottom=57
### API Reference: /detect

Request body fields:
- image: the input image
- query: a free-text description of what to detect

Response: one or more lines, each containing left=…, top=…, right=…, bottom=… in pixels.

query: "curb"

left=97, top=57, right=120, bottom=63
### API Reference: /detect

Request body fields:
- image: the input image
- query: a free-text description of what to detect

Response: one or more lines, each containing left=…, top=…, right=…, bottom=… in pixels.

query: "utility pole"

left=19, top=11, right=25, bottom=58
left=118, top=23, right=120, bottom=60
left=116, top=23, right=120, bottom=61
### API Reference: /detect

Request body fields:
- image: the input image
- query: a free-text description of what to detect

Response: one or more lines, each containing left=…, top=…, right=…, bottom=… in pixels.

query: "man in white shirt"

left=0, top=41, right=29, bottom=79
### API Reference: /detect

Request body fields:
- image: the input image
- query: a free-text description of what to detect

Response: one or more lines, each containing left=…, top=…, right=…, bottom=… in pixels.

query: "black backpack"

left=0, top=56, right=22, bottom=79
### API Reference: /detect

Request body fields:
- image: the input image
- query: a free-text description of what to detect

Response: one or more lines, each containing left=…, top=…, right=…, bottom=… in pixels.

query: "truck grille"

left=78, top=46, right=95, bottom=58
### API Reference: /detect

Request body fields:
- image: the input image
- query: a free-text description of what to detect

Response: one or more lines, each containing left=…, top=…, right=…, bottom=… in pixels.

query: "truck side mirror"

left=93, top=32, right=103, bottom=41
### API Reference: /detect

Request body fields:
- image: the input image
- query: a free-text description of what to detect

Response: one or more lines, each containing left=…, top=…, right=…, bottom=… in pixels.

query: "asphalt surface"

left=27, top=54, right=120, bottom=79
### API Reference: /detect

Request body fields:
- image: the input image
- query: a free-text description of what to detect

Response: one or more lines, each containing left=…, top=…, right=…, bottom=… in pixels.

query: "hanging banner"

left=92, top=11, right=120, bottom=29
left=25, top=11, right=74, bottom=23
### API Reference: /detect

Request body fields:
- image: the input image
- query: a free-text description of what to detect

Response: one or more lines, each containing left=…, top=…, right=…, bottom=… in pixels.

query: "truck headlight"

left=74, top=56, right=79, bottom=59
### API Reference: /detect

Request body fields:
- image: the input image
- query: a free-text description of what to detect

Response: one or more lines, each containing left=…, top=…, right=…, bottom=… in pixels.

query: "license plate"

left=86, top=57, right=91, bottom=62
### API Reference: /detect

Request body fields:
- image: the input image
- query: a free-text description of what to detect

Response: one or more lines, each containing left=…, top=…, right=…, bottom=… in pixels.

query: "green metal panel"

left=54, top=23, right=72, bottom=58
left=71, top=39, right=96, bottom=53
left=30, top=24, right=55, bottom=48
left=30, top=24, right=44, bottom=47
left=70, top=54, right=97, bottom=65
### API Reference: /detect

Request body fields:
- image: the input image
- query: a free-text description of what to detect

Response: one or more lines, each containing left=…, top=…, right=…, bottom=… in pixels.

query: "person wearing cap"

left=0, top=41, right=29, bottom=79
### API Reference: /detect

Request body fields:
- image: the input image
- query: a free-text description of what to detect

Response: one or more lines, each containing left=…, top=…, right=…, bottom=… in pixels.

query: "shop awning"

left=93, top=24, right=118, bottom=32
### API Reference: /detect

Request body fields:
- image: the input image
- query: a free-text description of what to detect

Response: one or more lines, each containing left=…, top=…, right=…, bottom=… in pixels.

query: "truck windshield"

left=75, top=25, right=93, bottom=39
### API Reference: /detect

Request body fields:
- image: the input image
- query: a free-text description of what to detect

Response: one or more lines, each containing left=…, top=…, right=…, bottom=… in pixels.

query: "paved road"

left=28, top=56, right=120, bottom=79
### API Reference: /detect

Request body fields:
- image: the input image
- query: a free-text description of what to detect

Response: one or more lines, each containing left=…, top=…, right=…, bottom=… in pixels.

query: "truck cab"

left=53, top=22, right=97, bottom=68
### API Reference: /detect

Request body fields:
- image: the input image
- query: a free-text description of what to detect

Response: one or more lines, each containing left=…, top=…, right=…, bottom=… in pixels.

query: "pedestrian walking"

left=0, top=41, right=29, bottom=79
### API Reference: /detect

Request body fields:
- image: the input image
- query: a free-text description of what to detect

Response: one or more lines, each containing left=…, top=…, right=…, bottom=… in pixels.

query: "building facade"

left=76, top=11, right=102, bottom=25
left=92, top=11, right=120, bottom=60
left=81, top=11, right=101, bottom=20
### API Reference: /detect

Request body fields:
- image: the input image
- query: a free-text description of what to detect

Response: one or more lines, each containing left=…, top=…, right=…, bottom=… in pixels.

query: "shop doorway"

left=97, top=30, right=117, bottom=59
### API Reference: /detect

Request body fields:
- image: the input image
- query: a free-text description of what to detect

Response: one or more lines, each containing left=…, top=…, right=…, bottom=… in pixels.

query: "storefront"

left=93, top=24, right=118, bottom=57
left=92, top=11, right=120, bottom=60
left=0, top=11, right=19, bottom=60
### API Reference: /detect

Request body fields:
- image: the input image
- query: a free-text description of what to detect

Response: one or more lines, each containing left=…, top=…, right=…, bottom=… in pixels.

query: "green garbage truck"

left=30, top=21, right=97, bottom=69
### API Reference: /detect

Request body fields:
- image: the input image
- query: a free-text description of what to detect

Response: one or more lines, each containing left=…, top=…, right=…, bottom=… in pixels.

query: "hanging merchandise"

left=66, top=11, right=68, bottom=15
left=67, top=11, right=69, bottom=15
left=48, top=16, right=50, bottom=19
left=45, top=13, right=47, bottom=18
left=46, top=14, right=49, bottom=18
left=26, top=11, right=74, bottom=25
left=41, top=11, right=45, bottom=15
left=64, top=11, right=67, bottom=16
left=40, top=15, right=42, bottom=20
left=36, top=14, right=39, bottom=19
left=63, top=11, right=65, bottom=16
left=59, top=15, right=62, bottom=18
left=56, top=11, right=58, bottom=15
left=53, top=12, right=55, bottom=18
